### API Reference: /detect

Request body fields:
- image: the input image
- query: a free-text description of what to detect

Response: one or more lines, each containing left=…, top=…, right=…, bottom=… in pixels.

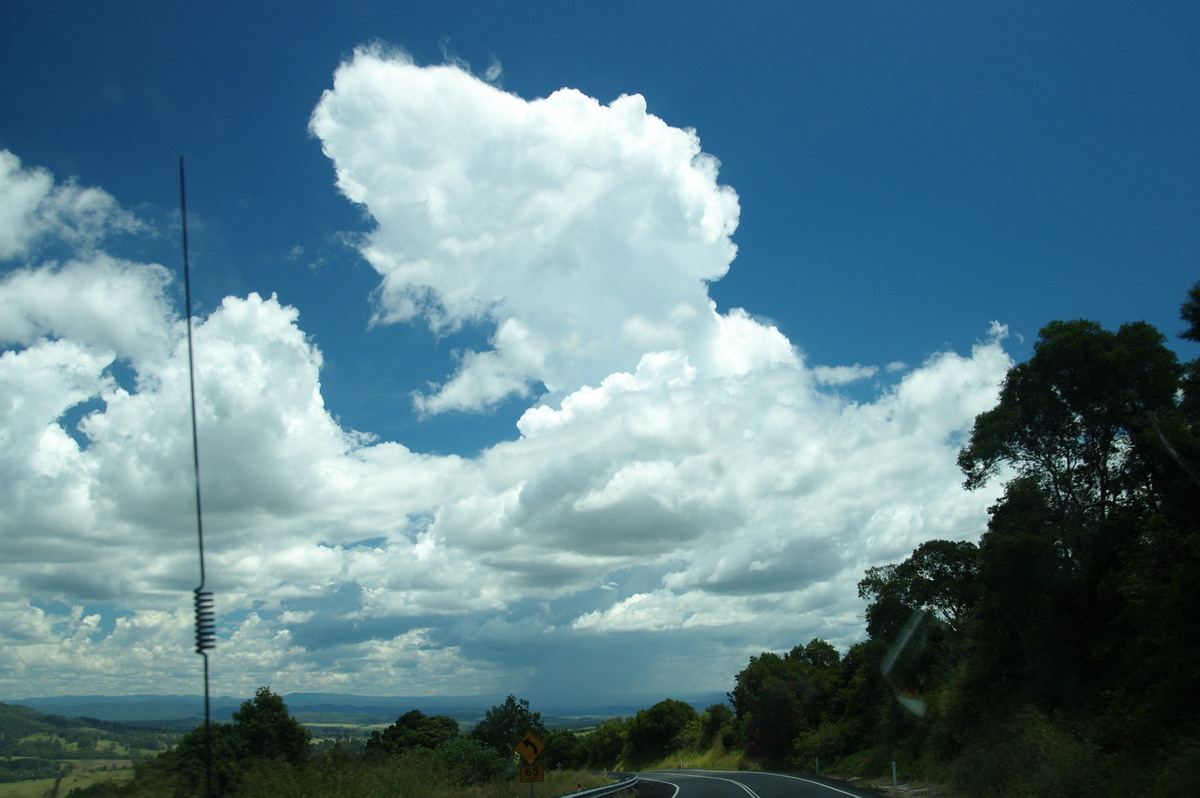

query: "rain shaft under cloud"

left=0, top=48, right=1011, bottom=703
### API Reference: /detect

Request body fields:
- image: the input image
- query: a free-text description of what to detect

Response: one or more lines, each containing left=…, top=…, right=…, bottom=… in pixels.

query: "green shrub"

left=432, top=737, right=509, bottom=784
left=949, top=706, right=1102, bottom=798
left=1150, top=737, right=1200, bottom=798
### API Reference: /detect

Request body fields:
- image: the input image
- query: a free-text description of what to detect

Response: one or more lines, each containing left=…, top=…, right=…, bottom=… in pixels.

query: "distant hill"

left=4, top=691, right=729, bottom=727
left=0, top=701, right=178, bottom=781
left=0, top=702, right=177, bottom=736
left=6, top=694, right=228, bottom=725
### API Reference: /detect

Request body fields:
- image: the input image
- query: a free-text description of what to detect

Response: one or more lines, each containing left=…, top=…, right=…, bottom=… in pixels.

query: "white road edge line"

left=771, top=773, right=864, bottom=797
left=670, top=769, right=866, bottom=798
left=636, top=777, right=681, bottom=798
left=701, top=774, right=760, bottom=797
left=651, top=772, right=760, bottom=798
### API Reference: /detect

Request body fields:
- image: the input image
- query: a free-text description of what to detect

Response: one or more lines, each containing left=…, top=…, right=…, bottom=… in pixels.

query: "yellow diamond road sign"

left=516, top=731, right=544, bottom=763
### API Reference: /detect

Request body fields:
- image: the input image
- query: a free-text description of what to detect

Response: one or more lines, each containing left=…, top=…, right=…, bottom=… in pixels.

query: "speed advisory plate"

left=520, top=765, right=545, bottom=783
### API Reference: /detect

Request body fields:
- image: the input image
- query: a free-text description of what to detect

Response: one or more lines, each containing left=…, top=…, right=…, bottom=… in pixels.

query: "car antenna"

left=180, top=156, right=216, bottom=798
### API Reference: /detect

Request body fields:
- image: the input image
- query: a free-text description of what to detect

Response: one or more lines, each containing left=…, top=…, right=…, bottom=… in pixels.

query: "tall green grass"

left=231, top=760, right=616, bottom=798
left=62, top=756, right=618, bottom=798
left=624, top=742, right=752, bottom=773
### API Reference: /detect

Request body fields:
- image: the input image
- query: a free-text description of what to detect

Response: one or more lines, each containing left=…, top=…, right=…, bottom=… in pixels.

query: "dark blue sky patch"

left=106, top=358, right=137, bottom=393
left=58, top=397, right=106, bottom=449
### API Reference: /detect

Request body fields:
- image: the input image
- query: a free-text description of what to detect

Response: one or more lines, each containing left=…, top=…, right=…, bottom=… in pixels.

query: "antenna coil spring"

left=194, top=588, right=216, bottom=653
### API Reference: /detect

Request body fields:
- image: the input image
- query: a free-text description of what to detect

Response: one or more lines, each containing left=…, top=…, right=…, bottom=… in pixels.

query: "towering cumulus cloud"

left=0, top=48, right=1012, bottom=701
left=310, top=46, right=751, bottom=413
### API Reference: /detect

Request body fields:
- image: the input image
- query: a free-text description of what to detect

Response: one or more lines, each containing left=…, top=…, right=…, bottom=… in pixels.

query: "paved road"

left=633, top=770, right=882, bottom=798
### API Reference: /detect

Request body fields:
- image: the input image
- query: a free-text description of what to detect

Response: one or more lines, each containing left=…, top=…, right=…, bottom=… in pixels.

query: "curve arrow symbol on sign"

left=516, top=731, right=545, bottom=763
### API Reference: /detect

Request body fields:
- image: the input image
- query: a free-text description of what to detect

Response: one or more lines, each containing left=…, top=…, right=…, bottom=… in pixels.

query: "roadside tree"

left=469, top=694, right=546, bottom=759
left=365, top=709, right=459, bottom=757
left=230, top=686, right=311, bottom=767
left=625, top=699, right=697, bottom=763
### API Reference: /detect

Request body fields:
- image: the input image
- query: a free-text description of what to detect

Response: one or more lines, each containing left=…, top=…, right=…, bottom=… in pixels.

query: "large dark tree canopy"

left=230, top=687, right=312, bottom=767
left=1181, top=282, right=1200, bottom=344
left=949, top=305, right=1200, bottom=726
left=626, top=699, right=697, bottom=762
left=365, top=709, right=459, bottom=757
left=858, top=539, right=980, bottom=637
left=469, top=695, right=546, bottom=759
left=958, top=319, right=1182, bottom=521
left=729, top=639, right=843, bottom=767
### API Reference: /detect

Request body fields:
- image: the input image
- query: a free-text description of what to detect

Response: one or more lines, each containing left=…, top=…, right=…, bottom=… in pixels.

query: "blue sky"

left=0, top=1, right=1196, bottom=706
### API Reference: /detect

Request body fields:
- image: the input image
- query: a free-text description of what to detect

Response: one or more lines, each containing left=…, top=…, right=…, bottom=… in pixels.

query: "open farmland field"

left=0, top=766, right=134, bottom=798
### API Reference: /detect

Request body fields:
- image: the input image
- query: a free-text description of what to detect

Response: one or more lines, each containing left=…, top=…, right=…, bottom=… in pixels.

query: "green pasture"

left=0, top=768, right=133, bottom=798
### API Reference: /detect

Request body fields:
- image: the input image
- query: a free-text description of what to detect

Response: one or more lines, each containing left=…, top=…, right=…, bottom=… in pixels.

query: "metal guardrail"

left=554, top=771, right=638, bottom=798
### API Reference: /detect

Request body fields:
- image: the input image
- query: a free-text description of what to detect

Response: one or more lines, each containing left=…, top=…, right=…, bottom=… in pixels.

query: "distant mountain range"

left=2, top=692, right=729, bottom=727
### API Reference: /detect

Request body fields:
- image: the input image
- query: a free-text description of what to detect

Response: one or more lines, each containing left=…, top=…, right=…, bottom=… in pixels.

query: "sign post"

left=515, top=731, right=545, bottom=798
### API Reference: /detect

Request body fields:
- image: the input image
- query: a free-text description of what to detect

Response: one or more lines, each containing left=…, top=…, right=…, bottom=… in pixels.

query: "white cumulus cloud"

left=310, top=45, right=741, bottom=412
left=0, top=150, right=147, bottom=260
left=0, top=53, right=1013, bottom=702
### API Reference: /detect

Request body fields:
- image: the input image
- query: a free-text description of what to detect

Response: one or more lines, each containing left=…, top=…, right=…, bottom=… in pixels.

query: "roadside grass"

left=531, top=769, right=615, bottom=797
left=0, top=768, right=617, bottom=798
left=619, top=742, right=753, bottom=774
left=233, top=762, right=617, bottom=798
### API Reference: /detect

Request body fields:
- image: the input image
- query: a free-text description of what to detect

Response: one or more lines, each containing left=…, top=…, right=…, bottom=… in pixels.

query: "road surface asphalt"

left=632, top=770, right=887, bottom=798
